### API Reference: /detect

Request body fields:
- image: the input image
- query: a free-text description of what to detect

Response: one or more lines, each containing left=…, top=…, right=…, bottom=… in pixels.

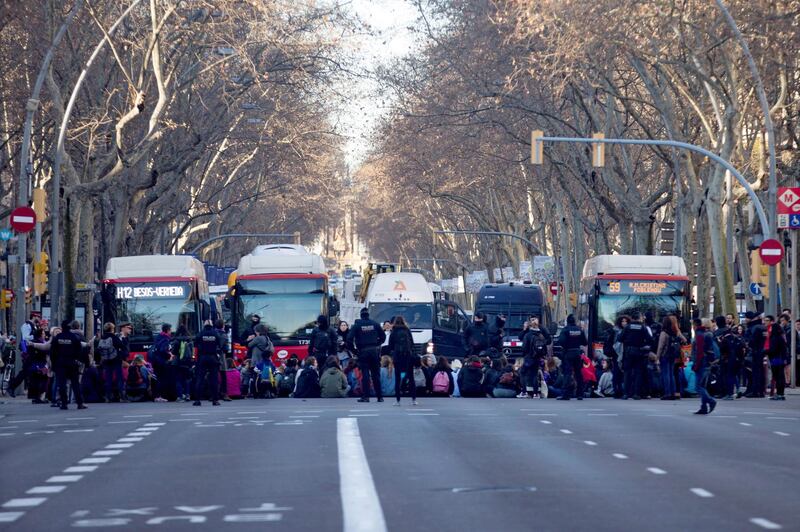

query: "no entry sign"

left=759, top=239, right=784, bottom=266
left=9, top=206, right=36, bottom=233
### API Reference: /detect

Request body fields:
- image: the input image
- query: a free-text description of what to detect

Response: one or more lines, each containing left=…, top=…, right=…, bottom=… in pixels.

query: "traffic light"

left=0, top=289, right=13, bottom=309
left=24, top=288, right=32, bottom=305
left=33, top=252, right=49, bottom=295
left=592, top=132, right=605, bottom=167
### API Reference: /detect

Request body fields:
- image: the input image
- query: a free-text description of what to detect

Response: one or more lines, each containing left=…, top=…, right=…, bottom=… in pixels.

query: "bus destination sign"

left=116, top=285, right=186, bottom=299
left=601, top=280, right=684, bottom=296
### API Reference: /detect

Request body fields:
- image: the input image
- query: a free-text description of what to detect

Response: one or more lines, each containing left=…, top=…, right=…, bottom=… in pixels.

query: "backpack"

left=532, top=332, right=547, bottom=354
left=432, top=371, right=449, bottom=393
left=127, top=366, right=144, bottom=388
left=313, top=330, right=332, bottom=356
left=668, top=335, right=683, bottom=362
left=705, top=333, right=720, bottom=363
left=413, top=367, right=426, bottom=388
left=393, top=328, right=412, bottom=356
left=98, top=336, right=117, bottom=362
left=280, top=369, right=297, bottom=396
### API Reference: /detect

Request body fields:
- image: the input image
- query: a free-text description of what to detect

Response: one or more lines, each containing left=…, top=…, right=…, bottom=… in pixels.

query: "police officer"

left=555, top=314, right=588, bottom=400
left=51, top=319, right=88, bottom=410
left=347, top=308, right=386, bottom=403
left=193, top=320, right=225, bottom=406
left=462, top=312, right=490, bottom=357
left=618, top=311, right=654, bottom=400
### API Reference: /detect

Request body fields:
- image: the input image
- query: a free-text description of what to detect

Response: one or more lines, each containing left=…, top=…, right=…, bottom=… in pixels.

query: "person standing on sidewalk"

left=692, top=318, right=718, bottom=415
left=347, top=308, right=386, bottom=403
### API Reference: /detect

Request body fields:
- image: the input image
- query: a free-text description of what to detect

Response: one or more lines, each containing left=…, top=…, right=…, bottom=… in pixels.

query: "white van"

left=365, top=272, right=469, bottom=358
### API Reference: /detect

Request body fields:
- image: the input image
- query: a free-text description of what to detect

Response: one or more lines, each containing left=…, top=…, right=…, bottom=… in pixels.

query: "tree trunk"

left=705, top=198, right=736, bottom=315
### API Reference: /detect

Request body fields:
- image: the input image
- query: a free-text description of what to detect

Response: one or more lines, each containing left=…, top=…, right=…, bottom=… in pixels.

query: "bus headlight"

left=426, top=342, right=434, bottom=354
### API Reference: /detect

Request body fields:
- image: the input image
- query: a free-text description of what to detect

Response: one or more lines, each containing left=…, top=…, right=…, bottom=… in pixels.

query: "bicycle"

left=0, top=342, right=16, bottom=397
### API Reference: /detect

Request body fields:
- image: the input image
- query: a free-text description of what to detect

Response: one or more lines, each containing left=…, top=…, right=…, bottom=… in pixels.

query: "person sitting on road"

left=429, top=356, right=455, bottom=397
left=240, top=359, right=257, bottom=397
left=126, top=355, right=152, bottom=402
left=278, top=358, right=298, bottom=397
left=379, top=355, right=395, bottom=397
left=594, top=359, right=615, bottom=397
left=293, top=357, right=321, bottom=398
left=320, top=356, right=349, bottom=398
left=457, top=355, right=485, bottom=397
left=493, top=362, right=520, bottom=398
left=482, top=357, right=503, bottom=397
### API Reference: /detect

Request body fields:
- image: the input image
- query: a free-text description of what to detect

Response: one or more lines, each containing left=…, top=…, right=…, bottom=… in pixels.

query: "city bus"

left=229, top=244, right=328, bottom=364
left=578, top=255, right=691, bottom=357
left=102, top=255, right=211, bottom=358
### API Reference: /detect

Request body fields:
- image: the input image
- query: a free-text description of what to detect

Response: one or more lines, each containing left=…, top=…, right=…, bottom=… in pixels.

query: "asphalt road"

left=0, top=395, right=797, bottom=531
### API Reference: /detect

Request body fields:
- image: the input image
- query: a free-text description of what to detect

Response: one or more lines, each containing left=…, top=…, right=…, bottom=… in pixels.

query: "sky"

left=333, top=0, right=423, bottom=171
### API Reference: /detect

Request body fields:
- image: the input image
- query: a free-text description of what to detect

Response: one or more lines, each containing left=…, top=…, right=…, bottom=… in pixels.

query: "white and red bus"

left=102, top=255, right=211, bottom=358
left=229, top=245, right=328, bottom=364
left=578, top=255, right=692, bottom=357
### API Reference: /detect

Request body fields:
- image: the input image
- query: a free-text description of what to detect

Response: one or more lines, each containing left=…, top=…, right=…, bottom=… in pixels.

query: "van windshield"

left=368, top=303, right=433, bottom=329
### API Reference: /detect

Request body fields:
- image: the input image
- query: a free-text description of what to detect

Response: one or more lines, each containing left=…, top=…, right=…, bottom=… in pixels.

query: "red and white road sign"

left=549, top=281, right=560, bottom=295
left=9, top=206, right=36, bottom=233
left=778, top=187, right=800, bottom=214
left=759, top=239, right=785, bottom=266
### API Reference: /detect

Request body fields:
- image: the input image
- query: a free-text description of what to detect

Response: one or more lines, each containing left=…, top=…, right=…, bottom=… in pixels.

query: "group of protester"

left=6, top=306, right=794, bottom=412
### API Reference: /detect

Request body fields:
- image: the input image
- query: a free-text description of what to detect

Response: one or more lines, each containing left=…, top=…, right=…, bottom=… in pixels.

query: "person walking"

left=51, top=319, right=89, bottom=410
left=388, top=316, right=416, bottom=405
left=96, top=322, right=127, bottom=402
left=657, top=315, right=685, bottom=400
left=692, top=318, right=718, bottom=415
left=347, top=308, right=386, bottom=403
left=193, top=320, right=225, bottom=406
left=618, top=312, right=653, bottom=400
left=555, top=314, right=588, bottom=400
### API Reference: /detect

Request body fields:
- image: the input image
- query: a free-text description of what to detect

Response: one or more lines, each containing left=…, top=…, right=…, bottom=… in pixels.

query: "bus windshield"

left=111, top=282, right=198, bottom=338
left=236, top=278, right=325, bottom=341
left=595, top=294, right=687, bottom=339
left=368, top=302, right=432, bottom=329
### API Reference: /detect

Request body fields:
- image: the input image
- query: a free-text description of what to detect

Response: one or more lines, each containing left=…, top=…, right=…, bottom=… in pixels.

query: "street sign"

left=778, top=187, right=800, bottom=229
left=75, top=283, right=96, bottom=291
left=9, top=206, right=37, bottom=233
left=549, top=281, right=562, bottom=296
left=0, top=228, right=11, bottom=241
left=749, top=282, right=761, bottom=296
left=759, top=238, right=785, bottom=266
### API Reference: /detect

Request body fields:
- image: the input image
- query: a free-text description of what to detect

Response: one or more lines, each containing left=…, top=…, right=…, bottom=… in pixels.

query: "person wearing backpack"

left=657, top=315, right=686, bottom=401
left=388, top=316, right=418, bottom=405
left=309, top=315, right=338, bottom=367
left=692, top=318, right=718, bottom=415
left=96, top=322, right=127, bottom=403
left=521, top=317, right=551, bottom=397
left=170, top=325, right=194, bottom=402
left=457, top=355, right=485, bottom=397
left=430, top=356, right=455, bottom=397
left=712, top=315, right=742, bottom=400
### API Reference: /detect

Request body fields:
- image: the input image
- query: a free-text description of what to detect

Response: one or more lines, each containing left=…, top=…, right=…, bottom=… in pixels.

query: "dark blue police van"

left=474, top=282, right=552, bottom=357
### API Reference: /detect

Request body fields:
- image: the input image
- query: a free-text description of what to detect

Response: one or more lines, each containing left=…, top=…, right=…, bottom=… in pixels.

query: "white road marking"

left=195, top=424, right=226, bottom=428
left=24, top=431, right=54, bottom=435
left=63, top=429, right=94, bottom=433
left=67, top=417, right=94, bottom=420
left=79, top=457, right=111, bottom=464
left=124, top=415, right=152, bottom=418
left=13, top=420, right=38, bottom=423
left=143, top=422, right=166, bottom=426
left=588, top=413, right=619, bottom=416
left=3, top=497, right=47, bottom=508
left=0, top=433, right=15, bottom=436
left=46, top=475, right=82, bottom=483
left=349, top=414, right=379, bottom=417
left=93, top=450, right=122, bottom=456
left=47, top=423, right=77, bottom=427
left=338, top=418, right=387, bottom=532
left=108, top=421, right=136, bottom=424
left=525, top=412, right=557, bottom=416
left=27, top=486, right=66, bottom=494
left=750, top=517, right=782, bottom=529
left=540, top=420, right=552, bottom=424
left=583, top=440, right=598, bottom=446
left=181, top=413, right=208, bottom=416
left=289, top=416, right=320, bottom=418
left=576, top=408, right=605, bottom=411
left=740, top=422, right=753, bottom=426
left=406, top=413, right=439, bottom=416
left=126, top=432, right=150, bottom=437
left=774, top=431, right=790, bottom=437
left=64, top=466, right=98, bottom=473
left=349, top=409, right=378, bottom=412
left=117, top=438, right=143, bottom=442
left=275, top=422, right=304, bottom=426
left=690, top=488, right=714, bottom=498
left=406, top=408, right=434, bottom=411
left=229, top=416, right=260, bottom=420
left=647, top=467, right=667, bottom=475
left=135, top=427, right=159, bottom=431
left=767, top=417, right=798, bottom=421
left=106, top=443, right=134, bottom=449
left=612, top=454, right=628, bottom=459
left=744, top=412, right=776, bottom=415
left=0, top=512, right=24, bottom=522
left=168, top=419, right=201, bottom=422
left=559, top=429, right=573, bottom=434
left=293, top=410, right=323, bottom=413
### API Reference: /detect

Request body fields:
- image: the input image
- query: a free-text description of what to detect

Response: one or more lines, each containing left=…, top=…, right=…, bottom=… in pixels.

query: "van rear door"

left=433, top=300, right=469, bottom=359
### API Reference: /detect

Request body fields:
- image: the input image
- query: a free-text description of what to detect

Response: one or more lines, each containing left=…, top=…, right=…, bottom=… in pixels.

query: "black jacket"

left=195, top=326, right=225, bottom=361
left=482, top=368, right=501, bottom=396
left=522, top=327, right=551, bottom=358
left=388, top=326, right=415, bottom=367
left=556, top=325, right=588, bottom=355
left=347, top=318, right=386, bottom=352
left=618, top=321, right=653, bottom=357
left=308, top=327, right=338, bottom=360
left=457, top=362, right=485, bottom=397
left=294, top=367, right=321, bottom=398
left=462, top=321, right=490, bottom=355
left=488, top=317, right=506, bottom=351
left=51, top=330, right=87, bottom=370
left=746, top=319, right=767, bottom=355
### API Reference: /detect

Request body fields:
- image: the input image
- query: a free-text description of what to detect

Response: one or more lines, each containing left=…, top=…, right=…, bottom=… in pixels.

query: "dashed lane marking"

left=690, top=488, right=714, bottom=498
left=349, top=414, right=379, bottom=417
left=0, top=512, right=24, bottom=523
left=24, top=431, right=54, bottom=435
left=774, top=431, right=790, bottom=437
left=612, top=454, right=628, bottom=459
left=143, top=422, right=166, bottom=426
left=750, top=517, right=782, bottom=530
left=126, top=432, right=151, bottom=437
left=0, top=433, right=14, bottom=436
left=79, top=458, right=111, bottom=465
left=587, top=413, right=618, bottom=416
left=559, top=429, right=573, bottom=434
left=647, top=467, right=667, bottom=475
left=47, top=423, right=77, bottom=427
left=583, top=440, right=598, bottom=446
left=289, top=416, right=320, bottom=418
left=46, top=475, right=82, bottom=483
left=106, top=443, right=134, bottom=449
left=108, top=421, right=136, bottom=424
left=92, top=450, right=122, bottom=456
left=539, top=420, right=552, bottom=425
left=63, top=466, right=97, bottom=473
left=27, top=486, right=66, bottom=494
left=123, top=415, right=152, bottom=418
left=66, top=417, right=94, bottom=420
left=117, top=437, right=143, bottom=442
left=2, top=497, right=47, bottom=508
left=63, top=429, right=94, bottom=433
left=767, top=417, right=798, bottom=421
left=406, top=413, right=439, bottom=416
left=739, top=422, right=753, bottom=426
left=527, top=413, right=558, bottom=416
